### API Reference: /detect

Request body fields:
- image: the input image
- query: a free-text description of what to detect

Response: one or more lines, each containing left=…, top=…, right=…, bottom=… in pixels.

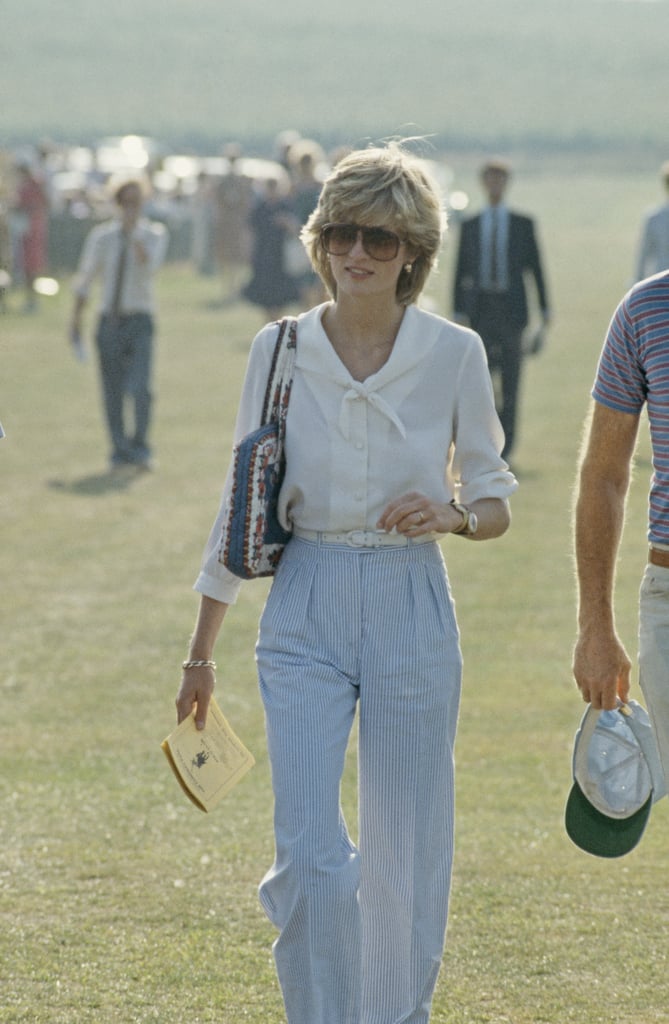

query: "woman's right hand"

left=177, top=596, right=229, bottom=729
left=176, top=664, right=215, bottom=730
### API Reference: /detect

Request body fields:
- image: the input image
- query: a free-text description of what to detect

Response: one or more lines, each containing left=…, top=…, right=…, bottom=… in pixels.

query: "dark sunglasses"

left=320, top=223, right=403, bottom=262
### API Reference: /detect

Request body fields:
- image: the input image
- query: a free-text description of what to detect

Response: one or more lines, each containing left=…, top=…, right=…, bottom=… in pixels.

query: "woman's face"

left=324, top=222, right=411, bottom=304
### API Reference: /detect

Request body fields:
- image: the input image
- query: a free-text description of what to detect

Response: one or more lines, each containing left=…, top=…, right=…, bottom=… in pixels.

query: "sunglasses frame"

left=320, top=223, right=404, bottom=262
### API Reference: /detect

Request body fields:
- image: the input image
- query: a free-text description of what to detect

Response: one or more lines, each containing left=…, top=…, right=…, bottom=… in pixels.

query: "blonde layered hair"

left=301, top=142, right=444, bottom=306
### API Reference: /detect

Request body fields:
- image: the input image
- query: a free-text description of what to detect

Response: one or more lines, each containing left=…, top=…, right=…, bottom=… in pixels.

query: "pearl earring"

left=404, top=263, right=413, bottom=273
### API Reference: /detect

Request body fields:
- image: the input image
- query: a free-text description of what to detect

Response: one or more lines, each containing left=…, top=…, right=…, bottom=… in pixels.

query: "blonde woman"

left=177, top=142, right=517, bottom=1024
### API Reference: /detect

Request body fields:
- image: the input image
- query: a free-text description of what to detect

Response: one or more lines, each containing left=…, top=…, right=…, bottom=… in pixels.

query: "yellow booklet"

left=161, top=696, right=255, bottom=812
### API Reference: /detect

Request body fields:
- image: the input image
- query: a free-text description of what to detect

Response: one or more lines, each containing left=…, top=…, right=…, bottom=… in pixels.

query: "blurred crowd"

left=0, top=131, right=457, bottom=317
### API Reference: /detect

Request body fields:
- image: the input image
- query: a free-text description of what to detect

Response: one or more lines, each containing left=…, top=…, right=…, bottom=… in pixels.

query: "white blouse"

left=195, top=302, right=517, bottom=604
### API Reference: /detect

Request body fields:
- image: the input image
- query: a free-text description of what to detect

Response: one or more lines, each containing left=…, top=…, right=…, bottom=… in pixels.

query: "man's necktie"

left=110, top=233, right=128, bottom=320
left=490, top=208, right=499, bottom=288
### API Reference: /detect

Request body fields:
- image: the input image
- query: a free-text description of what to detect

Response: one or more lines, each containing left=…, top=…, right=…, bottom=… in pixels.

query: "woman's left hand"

left=377, top=492, right=510, bottom=540
left=376, top=491, right=461, bottom=536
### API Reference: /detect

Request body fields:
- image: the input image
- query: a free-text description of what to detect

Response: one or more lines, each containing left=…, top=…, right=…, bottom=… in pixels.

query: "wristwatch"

left=450, top=501, right=478, bottom=537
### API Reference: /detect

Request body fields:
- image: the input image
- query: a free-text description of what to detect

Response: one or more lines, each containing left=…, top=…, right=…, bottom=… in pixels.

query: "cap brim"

left=565, top=780, right=652, bottom=858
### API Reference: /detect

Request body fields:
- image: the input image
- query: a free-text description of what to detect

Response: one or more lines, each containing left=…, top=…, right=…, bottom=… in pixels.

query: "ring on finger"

left=417, top=511, right=425, bottom=523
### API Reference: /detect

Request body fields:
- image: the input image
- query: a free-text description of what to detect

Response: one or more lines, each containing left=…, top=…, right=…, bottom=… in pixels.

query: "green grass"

left=2, top=163, right=669, bottom=1023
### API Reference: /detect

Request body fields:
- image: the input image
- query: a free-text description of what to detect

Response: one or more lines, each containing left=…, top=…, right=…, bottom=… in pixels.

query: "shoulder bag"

left=220, top=317, right=298, bottom=579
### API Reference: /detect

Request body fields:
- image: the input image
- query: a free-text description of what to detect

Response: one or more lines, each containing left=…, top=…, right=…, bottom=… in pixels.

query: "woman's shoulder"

left=249, top=309, right=317, bottom=364
left=243, top=322, right=280, bottom=376
left=408, top=304, right=482, bottom=349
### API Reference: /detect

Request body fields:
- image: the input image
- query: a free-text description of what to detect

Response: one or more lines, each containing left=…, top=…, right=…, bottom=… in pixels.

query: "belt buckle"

left=346, top=529, right=389, bottom=547
left=347, top=530, right=369, bottom=547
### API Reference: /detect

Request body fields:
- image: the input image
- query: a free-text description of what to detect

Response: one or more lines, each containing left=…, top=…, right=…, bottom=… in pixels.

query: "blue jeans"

left=96, top=313, right=154, bottom=465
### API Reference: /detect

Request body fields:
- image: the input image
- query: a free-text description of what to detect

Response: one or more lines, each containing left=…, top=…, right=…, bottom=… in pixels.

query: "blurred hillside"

left=3, top=0, right=669, bottom=159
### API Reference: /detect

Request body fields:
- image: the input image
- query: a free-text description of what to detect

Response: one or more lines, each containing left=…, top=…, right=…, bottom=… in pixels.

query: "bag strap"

left=260, top=317, right=298, bottom=428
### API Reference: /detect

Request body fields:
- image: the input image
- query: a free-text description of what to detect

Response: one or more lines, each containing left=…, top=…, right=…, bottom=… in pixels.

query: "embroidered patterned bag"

left=220, top=317, right=297, bottom=579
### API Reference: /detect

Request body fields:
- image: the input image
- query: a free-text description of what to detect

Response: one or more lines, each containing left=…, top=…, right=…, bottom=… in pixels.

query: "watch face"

left=468, top=511, right=478, bottom=535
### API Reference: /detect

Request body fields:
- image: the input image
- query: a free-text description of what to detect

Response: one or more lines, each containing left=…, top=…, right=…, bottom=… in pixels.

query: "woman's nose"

left=349, top=231, right=366, bottom=257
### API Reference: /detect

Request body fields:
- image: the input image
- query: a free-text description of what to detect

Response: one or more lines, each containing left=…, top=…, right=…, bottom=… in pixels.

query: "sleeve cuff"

left=193, top=570, right=242, bottom=606
left=458, top=467, right=519, bottom=506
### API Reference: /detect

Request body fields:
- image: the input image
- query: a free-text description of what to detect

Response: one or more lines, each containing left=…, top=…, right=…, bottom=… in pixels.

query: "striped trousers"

left=256, top=535, right=462, bottom=1024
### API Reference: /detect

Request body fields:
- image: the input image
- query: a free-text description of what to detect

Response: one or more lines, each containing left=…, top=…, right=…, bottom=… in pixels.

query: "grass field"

left=2, top=162, right=669, bottom=1024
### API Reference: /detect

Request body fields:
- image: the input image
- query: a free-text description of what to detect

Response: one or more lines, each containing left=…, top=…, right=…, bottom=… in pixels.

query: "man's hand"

left=133, top=238, right=149, bottom=264
left=572, top=627, right=631, bottom=710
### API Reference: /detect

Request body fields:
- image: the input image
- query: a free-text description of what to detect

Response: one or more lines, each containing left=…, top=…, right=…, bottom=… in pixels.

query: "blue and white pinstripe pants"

left=256, top=535, right=462, bottom=1024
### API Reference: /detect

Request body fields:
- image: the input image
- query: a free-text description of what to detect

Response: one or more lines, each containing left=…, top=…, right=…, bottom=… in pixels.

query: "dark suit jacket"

left=453, top=210, right=549, bottom=330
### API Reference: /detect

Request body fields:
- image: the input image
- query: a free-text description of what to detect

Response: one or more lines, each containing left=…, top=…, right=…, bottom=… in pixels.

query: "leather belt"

left=649, top=546, right=669, bottom=568
left=293, top=527, right=436, bottom=548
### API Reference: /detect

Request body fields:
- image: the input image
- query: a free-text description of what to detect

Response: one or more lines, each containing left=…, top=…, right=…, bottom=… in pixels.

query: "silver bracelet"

left=182, top=659, right=217, bottom=671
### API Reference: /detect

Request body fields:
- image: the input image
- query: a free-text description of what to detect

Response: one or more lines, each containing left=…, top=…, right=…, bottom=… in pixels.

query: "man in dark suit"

left=453, top=159, right=550, bottom=461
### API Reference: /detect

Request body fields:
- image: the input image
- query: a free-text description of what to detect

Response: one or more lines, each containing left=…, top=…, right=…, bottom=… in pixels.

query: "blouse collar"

left=295, top=303, right=444, bottom=439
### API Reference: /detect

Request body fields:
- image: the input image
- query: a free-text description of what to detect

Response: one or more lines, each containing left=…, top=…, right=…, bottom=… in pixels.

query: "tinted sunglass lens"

left=362, top=228, right=399, bottom=260
left=322, top=225, right=357, bottom=254
left=321, top=224, right=401, bottom=260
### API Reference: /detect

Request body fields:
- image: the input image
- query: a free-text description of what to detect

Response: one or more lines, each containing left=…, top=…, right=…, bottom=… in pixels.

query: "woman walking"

left=176, top=142, right=517, bottom=1024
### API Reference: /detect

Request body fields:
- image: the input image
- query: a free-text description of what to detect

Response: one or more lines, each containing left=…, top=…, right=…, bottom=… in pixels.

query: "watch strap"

left=450, top=501, right=470, bottom=535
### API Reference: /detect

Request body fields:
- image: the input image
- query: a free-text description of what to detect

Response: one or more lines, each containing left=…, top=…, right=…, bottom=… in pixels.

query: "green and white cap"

left=565, top=700, right=666, bottom=858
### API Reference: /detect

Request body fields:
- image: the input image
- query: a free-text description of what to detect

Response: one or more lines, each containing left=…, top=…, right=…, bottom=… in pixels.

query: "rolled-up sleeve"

left=451, top=332, right=518, bottom=505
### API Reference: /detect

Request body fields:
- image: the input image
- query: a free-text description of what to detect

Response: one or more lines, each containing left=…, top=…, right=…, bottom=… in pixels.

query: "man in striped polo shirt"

left=572, top=269, right=669, bottom=789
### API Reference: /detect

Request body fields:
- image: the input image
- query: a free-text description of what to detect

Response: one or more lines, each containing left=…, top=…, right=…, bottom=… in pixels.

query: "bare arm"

left=176, top=595, right=229, bottom=729
left=572, top=400, right=640, bottom=709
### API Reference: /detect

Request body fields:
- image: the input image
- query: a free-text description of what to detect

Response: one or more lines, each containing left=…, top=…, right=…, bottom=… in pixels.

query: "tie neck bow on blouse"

left=338, top=381, right=407, bottom=440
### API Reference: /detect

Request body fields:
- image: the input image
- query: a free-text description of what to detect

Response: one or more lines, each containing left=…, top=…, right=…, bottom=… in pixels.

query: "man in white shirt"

left=70, top=174, right=168, bottom=470
left=635, top=161, right=669, bottom=282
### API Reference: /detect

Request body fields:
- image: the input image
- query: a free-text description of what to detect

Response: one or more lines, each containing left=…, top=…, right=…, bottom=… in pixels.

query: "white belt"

left=293, top=526, right=437, bottom=548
